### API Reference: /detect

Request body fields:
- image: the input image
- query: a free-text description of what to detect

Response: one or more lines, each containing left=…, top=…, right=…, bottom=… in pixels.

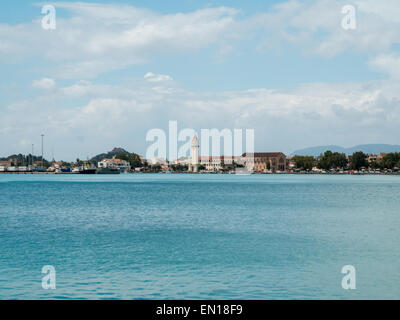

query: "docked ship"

left=78, top=165, right=97, bottom=174
left=96, top=167, right=120, bottom=174
left=79, top=168, right=97, bottom=174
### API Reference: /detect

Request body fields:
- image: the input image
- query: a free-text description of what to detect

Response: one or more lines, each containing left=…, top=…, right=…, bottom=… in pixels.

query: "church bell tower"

left=191, top=135, right=199, bottom=173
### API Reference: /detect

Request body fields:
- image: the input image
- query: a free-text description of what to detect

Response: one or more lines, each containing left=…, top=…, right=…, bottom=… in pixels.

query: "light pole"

left=41, top=134, right=44, bottom=168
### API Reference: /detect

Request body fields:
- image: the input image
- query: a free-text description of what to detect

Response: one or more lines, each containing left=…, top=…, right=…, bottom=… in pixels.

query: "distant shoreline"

left=1, top=172, right=400, bottom=176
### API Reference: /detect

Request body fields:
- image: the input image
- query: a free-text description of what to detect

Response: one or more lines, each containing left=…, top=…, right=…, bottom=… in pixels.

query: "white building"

left=172, top=157, right=191, bottom=166
left=149, top=158, right=168, bottom=166
left=188, top=135, right=244, bottom=172
left=199, top=156, right=241, bottom=171
left=147, top=157, right=169, bottom=171
left=98, top=158, right=130, bottom=172
left=188, top=135, right=199, bottom=172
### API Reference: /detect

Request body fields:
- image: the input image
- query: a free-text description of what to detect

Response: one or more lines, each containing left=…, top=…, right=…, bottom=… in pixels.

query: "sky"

left=1, top=0, right=400, bottom=161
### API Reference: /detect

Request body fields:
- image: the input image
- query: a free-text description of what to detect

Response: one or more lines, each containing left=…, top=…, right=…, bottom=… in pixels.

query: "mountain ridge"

left=292, top=144, right=400, bottom=157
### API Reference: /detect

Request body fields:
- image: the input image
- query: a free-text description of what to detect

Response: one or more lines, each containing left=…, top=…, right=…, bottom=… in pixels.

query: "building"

left=0, top=161, right=9, bottom=172
left=98, top=158, right=130, bottom=172
left=52, top=161, right=63, bottom=169
left=377, top=153, right=388, bottom=162
left=0, top=160, right=9, bottom=167
left=366, top=154, right=378, bottom=163
left=198, top=156, right=242, bottom=171
left=188, top=135, right=243, bottom=172
left=187, top=135, right=287, bottom=173
left=287, top=156, right=296, bottom=170
left=149, top=158, right=168, bottom=166
left=147, top=158, right=169, bottom=171
left=8, top=158, right=18, bottom=166
left=172, top=157, right=191, bottom=166
left=242, top=152, right=287, bottom=173
left=189, top=135, right=199, bottom=173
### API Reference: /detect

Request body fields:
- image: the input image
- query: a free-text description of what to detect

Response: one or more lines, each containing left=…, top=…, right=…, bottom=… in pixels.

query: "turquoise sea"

left=0, top=174, right=399, bottom=300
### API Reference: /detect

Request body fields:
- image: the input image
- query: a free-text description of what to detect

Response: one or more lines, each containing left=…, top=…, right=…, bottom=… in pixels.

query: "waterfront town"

left=1, top=136, right=400, bottom=175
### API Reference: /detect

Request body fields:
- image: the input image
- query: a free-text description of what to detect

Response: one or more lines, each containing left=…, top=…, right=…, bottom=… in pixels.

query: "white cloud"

left=355, top=0, right=400, bottom=23
left=32, top=78, right=56, bottom=90
left=3, top=74, right=400, bottom=160
left=0, top=4, right=238, bottom=78
left=1, top=1, right=400, bottom=78
left=369, top=53, right=400, bottom=79
left=2, top=1, right=400, bottom=159
left=251, top=0, right=400, bottom=57
left=144, top=72, right=173, bottom=82
left=61, top=80, right=93, bottom=97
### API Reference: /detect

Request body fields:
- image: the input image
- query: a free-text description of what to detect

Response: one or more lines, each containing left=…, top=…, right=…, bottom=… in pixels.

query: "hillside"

left=89, top=147, right=130, bottom=163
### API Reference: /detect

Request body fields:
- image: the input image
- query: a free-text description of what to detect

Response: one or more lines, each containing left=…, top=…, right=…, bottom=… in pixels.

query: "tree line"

left=292, top=151, right=400, bottom=171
